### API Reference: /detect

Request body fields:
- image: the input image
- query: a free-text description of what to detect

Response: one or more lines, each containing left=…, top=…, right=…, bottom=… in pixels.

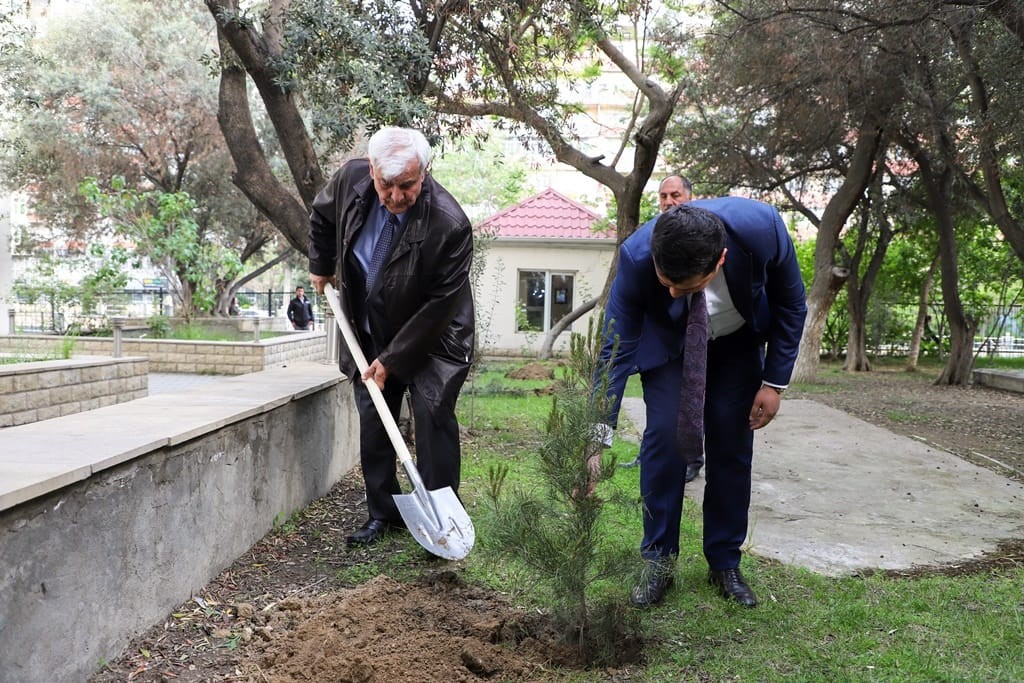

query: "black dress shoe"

left=345, top=519, right=392, bottom=547
left=708, top=568, right=758, bottom=607
left=630, top=561, right=675, bottom=607
left=684, top=463, right=702, bottom=483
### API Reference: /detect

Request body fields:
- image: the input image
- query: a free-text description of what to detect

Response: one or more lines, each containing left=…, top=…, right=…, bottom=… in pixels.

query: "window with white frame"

left=516, top=270, right=575, bottom=332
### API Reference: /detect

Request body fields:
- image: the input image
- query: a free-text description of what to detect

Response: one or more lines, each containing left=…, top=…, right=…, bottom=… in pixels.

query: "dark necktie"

left=677, top=289, right=708, bottom=464
left=366, top=211, right=397, bottom=291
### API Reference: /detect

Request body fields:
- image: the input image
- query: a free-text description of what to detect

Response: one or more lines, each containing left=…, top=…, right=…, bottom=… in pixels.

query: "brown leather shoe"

left=345, top=519, right=392, bottom=547
left=630, top=560, right=675, bottom=607
left=708, top=568, right=757, bottom=607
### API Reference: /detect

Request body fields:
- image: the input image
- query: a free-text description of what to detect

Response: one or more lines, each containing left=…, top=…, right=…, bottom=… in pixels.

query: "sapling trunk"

left=483, top=313, right=643, bottom=665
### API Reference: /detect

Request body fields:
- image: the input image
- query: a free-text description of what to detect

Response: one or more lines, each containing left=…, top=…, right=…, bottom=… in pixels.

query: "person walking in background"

left=308, top=126, right=475, bottom=548
left=620, top=173, right=704, bottom=483
left=287, top=286, right=315, bottom=330
left=592, top=199, right=807, bottom=608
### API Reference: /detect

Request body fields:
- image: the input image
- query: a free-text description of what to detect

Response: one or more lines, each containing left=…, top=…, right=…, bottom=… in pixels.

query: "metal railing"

left=6, top=289, right=326, bottom=334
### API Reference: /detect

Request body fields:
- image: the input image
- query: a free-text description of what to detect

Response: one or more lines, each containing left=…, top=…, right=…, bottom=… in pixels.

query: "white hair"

left=367, top=127, right=432, bottom=181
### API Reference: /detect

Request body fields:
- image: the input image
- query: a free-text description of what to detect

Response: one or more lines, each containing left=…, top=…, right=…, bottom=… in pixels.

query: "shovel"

left=322, top=283, right=475, bottom=560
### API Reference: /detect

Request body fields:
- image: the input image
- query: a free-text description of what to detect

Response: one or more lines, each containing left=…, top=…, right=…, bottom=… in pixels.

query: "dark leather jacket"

left=308, top=158, right=475, bottom=410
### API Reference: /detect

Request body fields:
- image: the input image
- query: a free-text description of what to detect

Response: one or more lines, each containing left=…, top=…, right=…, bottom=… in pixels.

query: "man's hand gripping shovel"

left=323, top=284, right=475, bottom=560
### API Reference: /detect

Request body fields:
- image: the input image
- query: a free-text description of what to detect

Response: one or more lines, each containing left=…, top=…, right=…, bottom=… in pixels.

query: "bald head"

left=658, top=175, right=693, bottom=213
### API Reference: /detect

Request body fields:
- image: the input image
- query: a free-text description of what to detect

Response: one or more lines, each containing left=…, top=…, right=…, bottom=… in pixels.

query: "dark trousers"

left=352, top=378, right=462, bottom=523
left=638, top=326, right=763, bottom=568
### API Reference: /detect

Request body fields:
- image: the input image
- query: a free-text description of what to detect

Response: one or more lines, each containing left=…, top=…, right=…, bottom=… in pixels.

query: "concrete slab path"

left=619, top=397, right=1024, bottom=577
left=148, top=372, right=223, bottom=395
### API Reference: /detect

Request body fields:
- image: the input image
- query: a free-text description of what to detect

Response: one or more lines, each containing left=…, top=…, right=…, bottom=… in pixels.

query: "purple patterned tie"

left=677, top=289, right=708, bottom=463
left=366, top=211, right=397, bottom=291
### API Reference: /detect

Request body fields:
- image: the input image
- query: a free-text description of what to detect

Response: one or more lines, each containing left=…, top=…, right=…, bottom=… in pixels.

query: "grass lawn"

left=445, top=359, right=1024, bottom=682
left=974, top=355, right=1024, bottom=370
left=162, top=323, right=289, bottom=342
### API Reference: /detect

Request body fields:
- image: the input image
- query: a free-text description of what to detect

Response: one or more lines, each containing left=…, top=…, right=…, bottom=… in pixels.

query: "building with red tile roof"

left=477, top=188, right=615, bottom=241
left=473, top=189, right=616, bottom=354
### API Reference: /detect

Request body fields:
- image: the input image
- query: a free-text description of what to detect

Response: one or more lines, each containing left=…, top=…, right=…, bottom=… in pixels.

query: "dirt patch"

left=89, top=473, right=580, bottom=683
left=506, top=362, right=555, bottom=381
left=246, top=573, right=572, bottom=683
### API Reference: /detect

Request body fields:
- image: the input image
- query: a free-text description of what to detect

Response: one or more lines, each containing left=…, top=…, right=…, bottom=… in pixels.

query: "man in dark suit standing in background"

left=592, top=198, right=807, bottom=608
left=287, top=286, right=315, bottom=330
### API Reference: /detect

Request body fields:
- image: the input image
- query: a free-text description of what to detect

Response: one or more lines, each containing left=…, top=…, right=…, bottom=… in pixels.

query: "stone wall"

left=0, top=356, right=148, bottom=427
left=0, top=330, right=326, bottom=374
left=0, top=363, right=355, bottom=682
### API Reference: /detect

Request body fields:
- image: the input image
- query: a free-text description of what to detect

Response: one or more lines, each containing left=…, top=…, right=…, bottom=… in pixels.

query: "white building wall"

left=474, top=239, right=615, bottom=355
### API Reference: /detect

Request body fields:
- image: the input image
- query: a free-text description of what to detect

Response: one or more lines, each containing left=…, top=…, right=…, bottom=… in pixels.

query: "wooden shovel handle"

left=323, top=284, right=421, bottom=480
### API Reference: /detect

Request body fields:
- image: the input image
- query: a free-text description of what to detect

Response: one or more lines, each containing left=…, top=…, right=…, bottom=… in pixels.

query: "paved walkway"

left=619, top=397, right=1024, bottom=576
left=148, top=373, right=224, bottom=395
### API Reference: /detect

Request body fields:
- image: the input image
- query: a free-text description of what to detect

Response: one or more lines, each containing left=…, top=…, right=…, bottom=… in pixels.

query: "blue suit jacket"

left=600, top=196, right=807, bottom=426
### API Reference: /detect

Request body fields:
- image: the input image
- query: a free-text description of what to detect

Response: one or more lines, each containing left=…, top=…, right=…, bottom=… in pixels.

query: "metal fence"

left=6, top=289, right=325, bottom=334
left=831, top=301, right=1024, bottom=359
left=5, top=291, right=1023, bottom=358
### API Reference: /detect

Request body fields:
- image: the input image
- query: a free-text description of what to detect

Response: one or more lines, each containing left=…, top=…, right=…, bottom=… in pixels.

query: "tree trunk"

left=906, top=253, right=940, bottom=371
left=843, top=206, right=871, bottom=372
left=952, top=18, right=1024, bottom=264
left=791, top=115, right=887, bottom=383
left=910, top=147, right=975, bottom=385
left=933, top=201, right=976, bottom=385
left=538, top=185, right=648, bottom=359
left=844, top=197, right=894, bottom=372
left=796, top=265, right=851, bottom=375
left=205, top=2, right=320, bottom=254
left=844, top=309, right=871, bottom=371
left=539, top=298, right=599, bottom=359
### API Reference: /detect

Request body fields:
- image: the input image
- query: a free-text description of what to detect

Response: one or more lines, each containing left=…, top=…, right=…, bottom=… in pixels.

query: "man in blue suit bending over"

left=593, top=198, right=807, bottom=607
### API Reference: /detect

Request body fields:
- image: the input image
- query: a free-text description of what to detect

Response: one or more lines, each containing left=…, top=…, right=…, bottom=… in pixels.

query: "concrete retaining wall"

left=0, top=356, right=148, bottom=427
left=972, top=367, right=1024, bottom=394
left=0, top=331, right=325, bottom=374
left=0, top=363, right=356, bottom=682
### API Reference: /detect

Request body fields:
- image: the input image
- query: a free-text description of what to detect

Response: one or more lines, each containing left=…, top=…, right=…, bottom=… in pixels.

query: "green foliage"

left=431, top=137, right=533, bottom=222
left=168, top=323, right=238, bottom=342
left=272, top=509, right=302, bottom=535
left=147, top=315, right=170, bottom=340
left=867, top=213, right=1024, bottom=356
left=974, top=356, right=1024, bottom=369
left=481, top=315, right=641, bottom=665
left=80, top=177, right=243, bottom=320
left=59, top=328, right=78, bottom=359
left=1, top=0, right=276, bottom=316
left=13, top=248, right=129, bottom=334
left=281, top=0, right=435, bottom=151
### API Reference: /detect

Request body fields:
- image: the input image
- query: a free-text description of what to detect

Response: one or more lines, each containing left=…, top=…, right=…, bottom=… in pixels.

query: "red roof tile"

left=477, top=188, right=613, bottom=240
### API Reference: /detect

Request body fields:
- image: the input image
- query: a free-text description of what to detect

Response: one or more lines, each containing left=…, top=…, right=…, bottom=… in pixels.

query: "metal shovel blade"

left=394, top=485, right=475, bottom=561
